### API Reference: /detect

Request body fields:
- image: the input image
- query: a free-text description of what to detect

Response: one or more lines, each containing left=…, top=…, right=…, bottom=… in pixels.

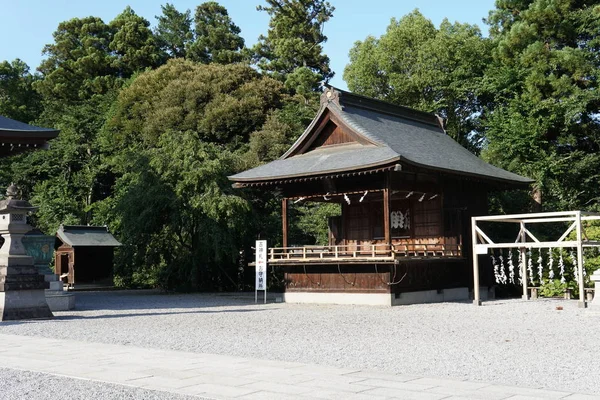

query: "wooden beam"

left=383, top=187, right=391, bottom=245
left=282, top=198, right=288, bottom=248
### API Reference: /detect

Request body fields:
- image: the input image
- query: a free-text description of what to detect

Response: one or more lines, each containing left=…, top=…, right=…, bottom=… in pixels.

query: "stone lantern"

left=0, top=184, right=53, bottom=320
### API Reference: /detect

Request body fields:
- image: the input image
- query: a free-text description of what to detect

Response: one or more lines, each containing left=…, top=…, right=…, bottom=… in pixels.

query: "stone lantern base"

left=0, top=262, right=52, bottom=320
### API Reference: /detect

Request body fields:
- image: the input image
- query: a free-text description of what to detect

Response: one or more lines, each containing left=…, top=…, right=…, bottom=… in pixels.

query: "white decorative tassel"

left=559, top=250, right=565, bottom=284
left=344, top=194, right=351, bottom=205
left=499, top=252, right=507, bottom=284
left=518, top=251, right=523, bottom=285
left=359, top=190, right=368, bottom=202
left=507, top=250, right=515, bottom=284
left=570, top=251, right=578, bottom=283
left=527, top=250, right=534, bottom=285
left=491, top=252, right=500, bottom=284
left=548, top=248, right=554, bottom=280
left=537, top=250, right=544, bottom=285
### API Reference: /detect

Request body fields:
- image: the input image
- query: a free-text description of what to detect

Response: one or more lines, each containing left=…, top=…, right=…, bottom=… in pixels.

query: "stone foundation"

left=283, top=287, right=481, bottom=306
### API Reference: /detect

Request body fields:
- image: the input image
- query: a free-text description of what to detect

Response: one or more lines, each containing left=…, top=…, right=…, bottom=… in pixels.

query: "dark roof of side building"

left=229, top=87, right=533, bottom=186
left=0, top=116, right=59, bottom=138
left=56, top=225, right=121, bottom=247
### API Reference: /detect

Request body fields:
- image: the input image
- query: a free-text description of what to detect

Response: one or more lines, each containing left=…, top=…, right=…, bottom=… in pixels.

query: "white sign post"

left=255, top=240, right=267, bottom=304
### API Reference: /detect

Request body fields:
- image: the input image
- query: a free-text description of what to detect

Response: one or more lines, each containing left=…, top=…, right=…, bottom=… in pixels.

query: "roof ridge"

left=322, top=86, right=444, bottom=129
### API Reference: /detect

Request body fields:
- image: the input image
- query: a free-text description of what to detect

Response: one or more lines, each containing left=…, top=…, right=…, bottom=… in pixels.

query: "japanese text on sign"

left=255, top=240, right=267, bottom=291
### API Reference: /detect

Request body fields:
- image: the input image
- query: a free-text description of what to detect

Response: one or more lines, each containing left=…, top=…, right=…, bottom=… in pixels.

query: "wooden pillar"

left=576, top=211, right=586, bottom=308
left=282, top=198, right=288, bottom=249
left=520, top=222, right=529, bottom=300
left=472, top=217, right=481, bottom=306
left=383, top=187, right=391, bottom=245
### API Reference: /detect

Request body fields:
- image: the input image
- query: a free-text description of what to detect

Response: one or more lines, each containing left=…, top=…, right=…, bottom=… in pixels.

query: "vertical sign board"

left=255, top=240, right=267, bottom=304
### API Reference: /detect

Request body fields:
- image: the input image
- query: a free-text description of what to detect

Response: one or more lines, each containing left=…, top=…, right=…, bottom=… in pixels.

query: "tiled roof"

left=56, top=225, right=121, bottom=247
left=0, top=115, right=58, bottom=138
left=230, top=88, right=533, bottom=186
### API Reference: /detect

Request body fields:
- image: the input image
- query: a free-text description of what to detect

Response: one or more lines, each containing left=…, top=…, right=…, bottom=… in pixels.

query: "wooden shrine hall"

left=229, top=87, right=533, bottom=306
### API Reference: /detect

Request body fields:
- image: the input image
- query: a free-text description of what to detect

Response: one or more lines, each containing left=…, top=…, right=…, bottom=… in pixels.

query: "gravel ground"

left=0, top=290, right=599, bottom=395
left=0, top=367, right=205, bottom=400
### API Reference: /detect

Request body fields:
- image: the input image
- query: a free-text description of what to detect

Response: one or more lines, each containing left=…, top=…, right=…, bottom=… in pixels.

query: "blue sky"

left=0, top=0, right=496, bottom=89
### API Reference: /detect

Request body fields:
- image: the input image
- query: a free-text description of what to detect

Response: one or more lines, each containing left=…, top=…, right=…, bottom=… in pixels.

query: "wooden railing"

left=267, top=242, right=462, bottom=262
left=269, top=244, right=394, bottom=262
left=393, top=242, right=462, bottom=257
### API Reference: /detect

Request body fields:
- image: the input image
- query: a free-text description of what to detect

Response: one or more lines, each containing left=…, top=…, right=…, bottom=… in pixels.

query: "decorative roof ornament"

left=6, top=183, right=17, bottom=199
left=320, top=86, right=342, bottom=108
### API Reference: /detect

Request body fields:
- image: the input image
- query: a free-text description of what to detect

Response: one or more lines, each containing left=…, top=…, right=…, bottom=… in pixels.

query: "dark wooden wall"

left=284, top=260, right=471, bottom=294
left=55, top=246, right=114, bottom=285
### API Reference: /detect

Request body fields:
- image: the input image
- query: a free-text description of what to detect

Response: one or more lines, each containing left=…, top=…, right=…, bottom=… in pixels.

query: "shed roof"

left=229, top=87, right=533, bottom=187
left=56, top=225, right=121, bottom=247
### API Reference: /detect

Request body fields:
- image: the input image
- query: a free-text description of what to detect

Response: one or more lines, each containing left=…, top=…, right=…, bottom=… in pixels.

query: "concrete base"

left=0, top=290, right=53, bottom=320
left=45, top=292, right=75, bottom=311
left=284, top=287, right=474, bottom=306
left=394, top=287, right=471, bottom=306
left=284, top=292, right=392, bottom=306
left=44, top=274, right=75, bottom=311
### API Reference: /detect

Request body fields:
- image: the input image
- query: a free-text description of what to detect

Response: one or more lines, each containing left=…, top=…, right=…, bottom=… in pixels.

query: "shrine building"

left=229, top=87, right=533, bottom=306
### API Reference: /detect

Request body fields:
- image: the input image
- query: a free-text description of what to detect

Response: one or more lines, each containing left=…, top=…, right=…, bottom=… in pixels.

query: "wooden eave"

left=231, top=161, right=399, bottom=188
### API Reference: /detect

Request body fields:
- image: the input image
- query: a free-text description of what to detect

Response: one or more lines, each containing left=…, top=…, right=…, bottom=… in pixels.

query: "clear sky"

left=0, top=0, right=496, bottom=89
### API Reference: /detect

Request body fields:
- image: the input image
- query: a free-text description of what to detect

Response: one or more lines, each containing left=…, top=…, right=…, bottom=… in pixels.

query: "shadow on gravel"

left=70, top=290, right=281, bottom=311
left=53, top=308, right=276, bottom=321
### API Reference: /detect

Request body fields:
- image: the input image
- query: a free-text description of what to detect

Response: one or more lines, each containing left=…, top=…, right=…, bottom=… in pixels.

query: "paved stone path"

left=0, top=334, right=597, bottom=400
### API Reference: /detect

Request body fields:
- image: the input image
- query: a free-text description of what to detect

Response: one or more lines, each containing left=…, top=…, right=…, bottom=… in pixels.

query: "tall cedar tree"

left=254, top=0, right=335, bottom=95
left=154, top=3, right=194, bottom=59
left=344, top=10, right=492, bottom=150
left=187, top=2, right=245, bottom=64
left=482, top=0, right=600, bottom=211
left=5, top=8, right=166, bottom=233
left=0, top=59, right=41, bottom=123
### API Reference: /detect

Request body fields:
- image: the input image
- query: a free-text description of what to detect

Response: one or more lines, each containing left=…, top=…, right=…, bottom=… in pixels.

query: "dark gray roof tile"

left=230, top=88, right=533, bottom=186
left=57, top=225, right=121, bottom=247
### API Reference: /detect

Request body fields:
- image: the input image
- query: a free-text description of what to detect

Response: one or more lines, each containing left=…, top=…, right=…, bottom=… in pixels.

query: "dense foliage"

left=344, top=10, right=492, bottom=149
left=2, top=0, right=599, bottom=290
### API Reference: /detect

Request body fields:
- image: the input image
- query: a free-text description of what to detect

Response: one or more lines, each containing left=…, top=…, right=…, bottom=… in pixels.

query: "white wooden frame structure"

left=472, top=211, right=600, bottom=307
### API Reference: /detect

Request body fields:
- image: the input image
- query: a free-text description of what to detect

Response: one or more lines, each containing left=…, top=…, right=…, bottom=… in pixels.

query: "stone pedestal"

left=590, top=271, right=600, bottom=309
left=0, top=185, right=53, bottom=320
left=22, top=231, right=75, bottom=311
left=44, top=274, right=75, bottom=311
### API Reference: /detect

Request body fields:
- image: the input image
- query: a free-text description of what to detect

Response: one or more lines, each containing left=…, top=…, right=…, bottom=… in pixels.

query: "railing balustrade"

left=267, top=241, right=462, bottom=262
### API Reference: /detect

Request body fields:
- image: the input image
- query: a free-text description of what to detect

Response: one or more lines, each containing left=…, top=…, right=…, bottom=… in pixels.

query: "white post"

left=520, top=222, right=528, bottom=300
left=576, top=212, right=586, bottom=308
left=472, top=217, right=481, bottom=306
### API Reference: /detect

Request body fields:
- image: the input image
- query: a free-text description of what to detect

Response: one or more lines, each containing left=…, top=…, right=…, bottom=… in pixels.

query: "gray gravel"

left=0, top=367, right=205, bottom=400
left=1, top=290, right=599, bottom=395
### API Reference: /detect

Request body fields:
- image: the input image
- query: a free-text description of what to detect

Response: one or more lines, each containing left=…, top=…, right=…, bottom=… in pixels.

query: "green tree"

left=18, top=9, right=167, bottom=235
left=154, top=3, right=194, bottom=59
left=0, top=59, right=41, bottom=123
left=99, top=59, right=287, bottom=290
left=482, top=0, right=600, bottom=211
left=344, top=10, right=492, bottom=149
left=36, top=17, right=116, bottom=101
left=109, top=6, right=163, bottom=76
left=188, top=2, right=245, bottom=64
left=253, top=0, right=335, bottom=95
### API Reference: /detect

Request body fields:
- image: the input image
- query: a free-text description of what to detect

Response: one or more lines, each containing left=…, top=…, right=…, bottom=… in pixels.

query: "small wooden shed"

left=55, top=225, right=121, bottom=287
